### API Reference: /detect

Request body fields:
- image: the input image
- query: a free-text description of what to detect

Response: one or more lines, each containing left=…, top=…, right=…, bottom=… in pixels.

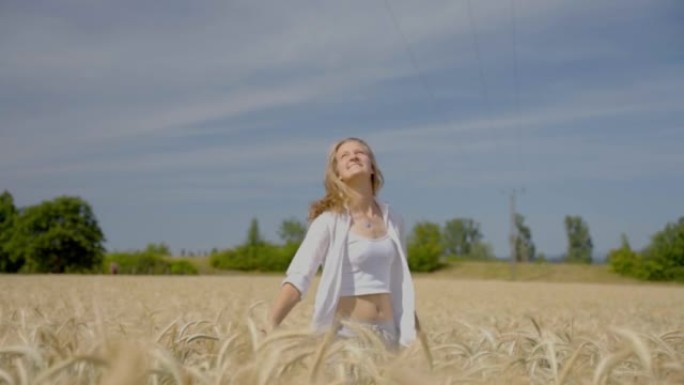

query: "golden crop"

left=0, top=275, right=682, bottom=384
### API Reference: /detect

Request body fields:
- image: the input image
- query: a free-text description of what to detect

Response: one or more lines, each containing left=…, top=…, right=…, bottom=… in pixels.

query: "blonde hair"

left=308, top=137, right=384, bottom=221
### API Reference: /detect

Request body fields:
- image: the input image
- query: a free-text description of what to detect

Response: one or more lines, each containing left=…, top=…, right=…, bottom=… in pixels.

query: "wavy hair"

left=308, top=137, right=384, bottom=221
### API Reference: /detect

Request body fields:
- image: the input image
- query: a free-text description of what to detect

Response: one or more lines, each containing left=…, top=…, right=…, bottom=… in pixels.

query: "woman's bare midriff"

left=336, top=293, right=393, bottom=322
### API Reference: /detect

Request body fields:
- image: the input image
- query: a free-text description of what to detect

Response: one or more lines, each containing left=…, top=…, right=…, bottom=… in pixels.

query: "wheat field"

left=0, top=275, right=682, bottom=385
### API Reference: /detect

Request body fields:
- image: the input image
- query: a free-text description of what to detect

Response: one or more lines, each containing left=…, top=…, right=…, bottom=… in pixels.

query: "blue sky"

left=1, top=0, right=683, bottom=259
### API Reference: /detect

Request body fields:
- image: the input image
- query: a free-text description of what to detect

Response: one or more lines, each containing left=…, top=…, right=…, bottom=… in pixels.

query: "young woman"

left=267, top=137, right=417, bottom=349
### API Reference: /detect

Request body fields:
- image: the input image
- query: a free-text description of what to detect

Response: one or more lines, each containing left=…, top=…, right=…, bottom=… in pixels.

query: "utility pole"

left=501, top=187, right=525, bottom=280
left=509, top=190, right=517, bottom=281
left=505, top=188, right=525, bottom=280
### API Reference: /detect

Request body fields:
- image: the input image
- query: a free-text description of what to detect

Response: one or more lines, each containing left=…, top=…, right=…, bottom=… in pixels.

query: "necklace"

left=354, top=213, right=373, bottom=229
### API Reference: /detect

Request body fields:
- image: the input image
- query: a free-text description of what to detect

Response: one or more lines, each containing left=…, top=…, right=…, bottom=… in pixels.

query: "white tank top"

left=339, top=231, right=398, bottom=296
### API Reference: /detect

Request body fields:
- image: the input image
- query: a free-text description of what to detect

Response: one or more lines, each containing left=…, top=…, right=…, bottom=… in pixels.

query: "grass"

left=185, top=255, right=647, bottom=285
left=433, top=260, right=645, bottom=284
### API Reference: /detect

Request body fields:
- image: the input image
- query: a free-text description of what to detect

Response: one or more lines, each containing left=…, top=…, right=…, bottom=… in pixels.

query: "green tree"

left=210, top=218, right=295, bottom=272
left=0, top=191, right=20, bottom=272
left=564, top=215, right=593, bottom=263
left=144, top=242, right=171, bottom=256
left=608, top=233, right=640, bottom=277
left=278, top=217, right=306, bottom=245
left=407, top=221, right=443, bottom=272
left=469, top=241, right=496, bottom=260
left=642, top=217, right=684, bottom=281
left=104, top=243, right=197, bottom=275
left=246, top=218, right=265, bottom=248
left=536, top=252, right=548, bottom=263
left=514, top=213, right=535, bottom=262
left=6, top=196, right=105, bottom=273
left=443, top=218, right=482, bottom=257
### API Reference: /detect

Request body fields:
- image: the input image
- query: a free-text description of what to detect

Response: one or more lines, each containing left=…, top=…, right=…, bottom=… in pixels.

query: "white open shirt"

left=282, top=200, right=417, bottom=346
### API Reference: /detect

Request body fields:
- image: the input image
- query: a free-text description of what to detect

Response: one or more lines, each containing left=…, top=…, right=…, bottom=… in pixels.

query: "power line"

left=465, top=0, right=505, bottom=162
left=381, top=0, right=448, bottom=128
left=466, top=0, right=491, bottom=113
left=503, top=0, right=528, bottom=276
left=509, top=0, right=523, bottom=171
left=381, top=1, right=530, bottom=269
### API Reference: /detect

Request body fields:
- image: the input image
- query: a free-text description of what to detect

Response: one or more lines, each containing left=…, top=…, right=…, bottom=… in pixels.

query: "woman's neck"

left=347, top=187, right=375, bottom=215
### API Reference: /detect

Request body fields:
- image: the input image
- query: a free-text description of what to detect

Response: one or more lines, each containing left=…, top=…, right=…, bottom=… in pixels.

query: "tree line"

left=211, top=213, right=595, bottom=273
left=0, top=191, right=195, bottom=274
left=0, top=191, right=105, bottom=273
left=607, top=218, right=684, bottom=281
left=1, top=190, right=682, bottom=280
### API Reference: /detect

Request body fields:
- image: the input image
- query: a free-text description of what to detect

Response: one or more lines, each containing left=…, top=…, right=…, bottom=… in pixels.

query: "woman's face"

left=335, top=140, right=373, bottom=183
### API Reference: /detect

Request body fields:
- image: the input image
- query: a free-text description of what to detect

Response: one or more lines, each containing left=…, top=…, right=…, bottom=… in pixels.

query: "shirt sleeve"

left=282, top=213, right=331, bottom=298
left=396, top=212, right=409, bottom=257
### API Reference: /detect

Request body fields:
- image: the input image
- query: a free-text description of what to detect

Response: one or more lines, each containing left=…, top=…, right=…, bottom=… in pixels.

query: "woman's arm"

left=266, top=213, right=330, bottom=329
left=267, top=282, right=301, bottom=330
